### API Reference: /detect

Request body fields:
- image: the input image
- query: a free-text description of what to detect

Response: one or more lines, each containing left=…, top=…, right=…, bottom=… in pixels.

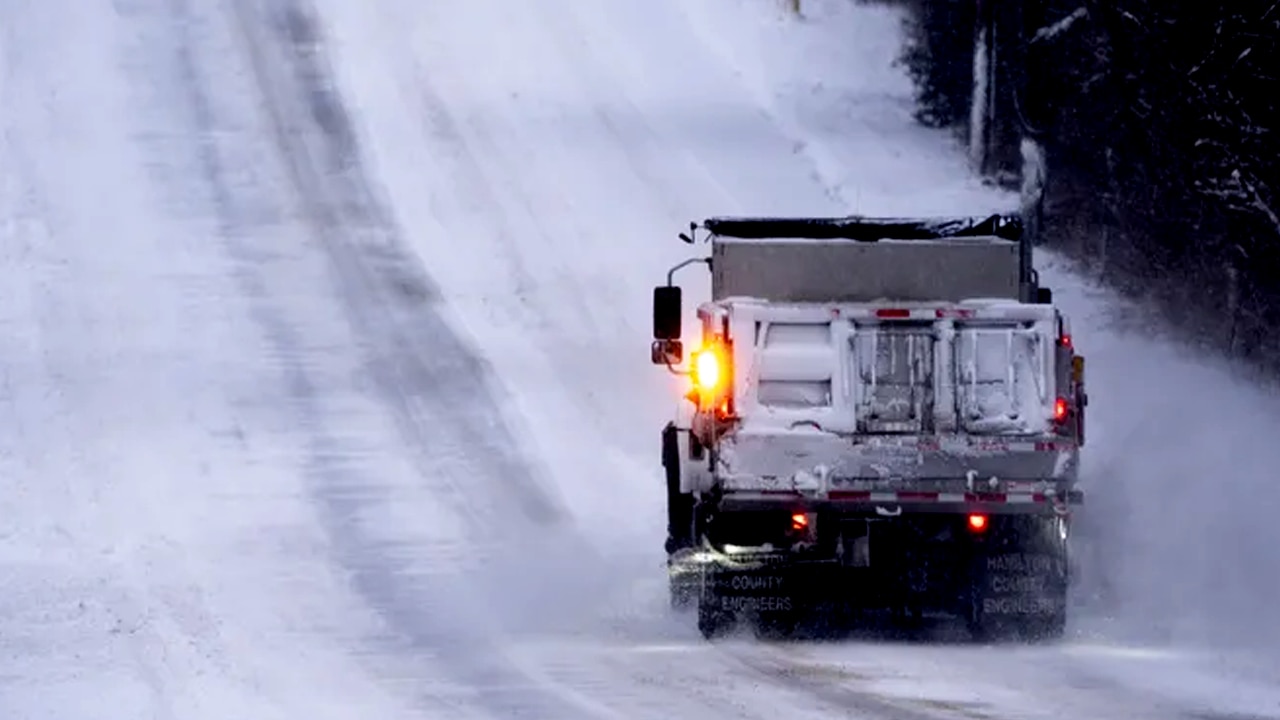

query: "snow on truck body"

left=695, top=297, right=1081, bottom=509
left=652, top=214, right=1087, bottom=639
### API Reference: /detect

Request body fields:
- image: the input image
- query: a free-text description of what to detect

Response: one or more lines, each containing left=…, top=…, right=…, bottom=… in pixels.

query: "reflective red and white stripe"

left=751, top=489, right=1081, bottom=505
left=828, top=490, right=1052, bottom=504
left=913, top=438, right=1075, bottom=453
left=838, top=305, right=1050, bottom=321
left=867, top=307, right=976, bottom=320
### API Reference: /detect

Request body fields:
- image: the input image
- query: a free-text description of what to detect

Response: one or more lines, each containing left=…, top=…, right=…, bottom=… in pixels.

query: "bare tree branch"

left=1032, top=6, right=1089, bottom=44
left=1235, top=169, right=1280, bottom=235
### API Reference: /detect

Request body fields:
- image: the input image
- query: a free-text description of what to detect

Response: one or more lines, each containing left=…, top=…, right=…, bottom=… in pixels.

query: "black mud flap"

left=966, top=518, right=1069, bottom=642
left=696, top=556, right=837, bottom=639
left=690, top=515, right=1071, bottom=641
left=663, top=423, right=695, bottom=557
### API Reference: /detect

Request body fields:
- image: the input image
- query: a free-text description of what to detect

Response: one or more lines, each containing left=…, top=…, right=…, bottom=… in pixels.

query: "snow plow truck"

left=651, top=214, right=1086, bottom=640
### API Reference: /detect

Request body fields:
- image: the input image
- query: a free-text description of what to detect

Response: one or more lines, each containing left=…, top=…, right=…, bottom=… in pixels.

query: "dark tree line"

left=895, top=0, right=1280, bottom=363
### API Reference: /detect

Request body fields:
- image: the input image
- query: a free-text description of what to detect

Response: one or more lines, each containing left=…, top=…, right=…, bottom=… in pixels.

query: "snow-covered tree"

left=897, top=0, right=1280, bottom=363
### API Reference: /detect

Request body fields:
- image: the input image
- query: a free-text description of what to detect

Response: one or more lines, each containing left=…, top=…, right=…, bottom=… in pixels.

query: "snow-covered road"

left=3, top=0, right=1279, bottom=717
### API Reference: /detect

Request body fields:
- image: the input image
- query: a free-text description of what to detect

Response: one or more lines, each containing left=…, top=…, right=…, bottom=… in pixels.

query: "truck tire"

left=752, top=609, right=801, bottom=640
left=963, top=558, right=991, bottom=642
left=1027, top=517, right=1070, bottom=642
left=671, top=577, right=696, bottom=611
left=1025, top=518, right=1070, bottom=642
left=698, top=594, right=734, bottom=639
left=1024, top=606, right=1067, bottom=641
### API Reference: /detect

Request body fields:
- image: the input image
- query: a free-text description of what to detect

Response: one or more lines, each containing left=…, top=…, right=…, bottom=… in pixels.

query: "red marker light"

left=791, top=513, right=809, bottom=530
left=875, top=308, right=911, bottom=319
left=968, top=514, right=988, bottom=532
left=1059, top=334, right=1073, bottom=349
left=1054, top=397, right=1069, bottom=421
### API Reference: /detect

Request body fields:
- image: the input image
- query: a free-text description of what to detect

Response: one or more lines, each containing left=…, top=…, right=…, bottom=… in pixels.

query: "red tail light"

left=875, top=308, right=911, bottom=318
left=791, top=513, right=809, bottom=530
left=1053, top=397, right=1069, bottom=422
left=967, top=514, right=988, bottom=532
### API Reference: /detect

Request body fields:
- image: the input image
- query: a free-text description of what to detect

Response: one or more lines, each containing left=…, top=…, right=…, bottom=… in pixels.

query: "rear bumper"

left=717, top=488, right=1082, bottom=515
left=673, top=511, right=1072, bottom=620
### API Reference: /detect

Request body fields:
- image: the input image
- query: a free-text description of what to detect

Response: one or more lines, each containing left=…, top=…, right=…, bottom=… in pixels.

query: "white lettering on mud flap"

left=986, top=553, right=1054, bottom=573
left=991, top=574, right=1046, bottom=594
left=983, top=596, right=1063, bottom=616
left=728, top=575, right=786, bottom=591
left=982, top=552, right=1063, bottom=616
left=719, top=596, right=794, bottom=613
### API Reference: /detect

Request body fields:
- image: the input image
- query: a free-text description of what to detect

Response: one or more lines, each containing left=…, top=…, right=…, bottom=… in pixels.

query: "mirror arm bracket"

left=664, top=357, right=690, bottom=377
left=666, top=257, right=711, bottom=287
left=653, top=248, right=710, bottom=381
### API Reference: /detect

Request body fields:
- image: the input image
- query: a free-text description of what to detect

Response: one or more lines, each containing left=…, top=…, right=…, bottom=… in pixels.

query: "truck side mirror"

left=653, top=285, right=682, bottom=340
left=651, top=339, right=683, bottom=365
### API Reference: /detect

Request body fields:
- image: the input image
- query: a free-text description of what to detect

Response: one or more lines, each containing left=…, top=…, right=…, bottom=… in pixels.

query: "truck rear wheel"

left=697, top=592, right=734, bottom=639
left=1023, top=606, right=1067, bottom=641
left=670, top=570, right=696, bottom=611
left=751, top=608, right=801, bottom=640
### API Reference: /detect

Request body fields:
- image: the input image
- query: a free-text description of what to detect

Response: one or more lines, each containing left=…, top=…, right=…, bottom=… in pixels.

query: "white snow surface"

left=3, top=0, right=1280, bottom=718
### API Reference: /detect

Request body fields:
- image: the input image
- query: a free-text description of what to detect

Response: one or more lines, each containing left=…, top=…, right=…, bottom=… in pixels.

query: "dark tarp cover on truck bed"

left=701, top=214, right=1022, bottom=243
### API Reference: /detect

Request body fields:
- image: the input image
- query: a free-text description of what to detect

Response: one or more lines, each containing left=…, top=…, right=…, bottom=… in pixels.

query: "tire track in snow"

left=321, top=5, right=1013, bottom=719
left=270, top=2, right=1280, bottom=719
left=214, top=0, right=627, bottom=717
left=0, top=3, right=252, bottom=716
left=299, top=5, right=976, bottom=718
left=231, top=0, right=565, bottom=532
left=142, top=0, right=582, bottom=714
